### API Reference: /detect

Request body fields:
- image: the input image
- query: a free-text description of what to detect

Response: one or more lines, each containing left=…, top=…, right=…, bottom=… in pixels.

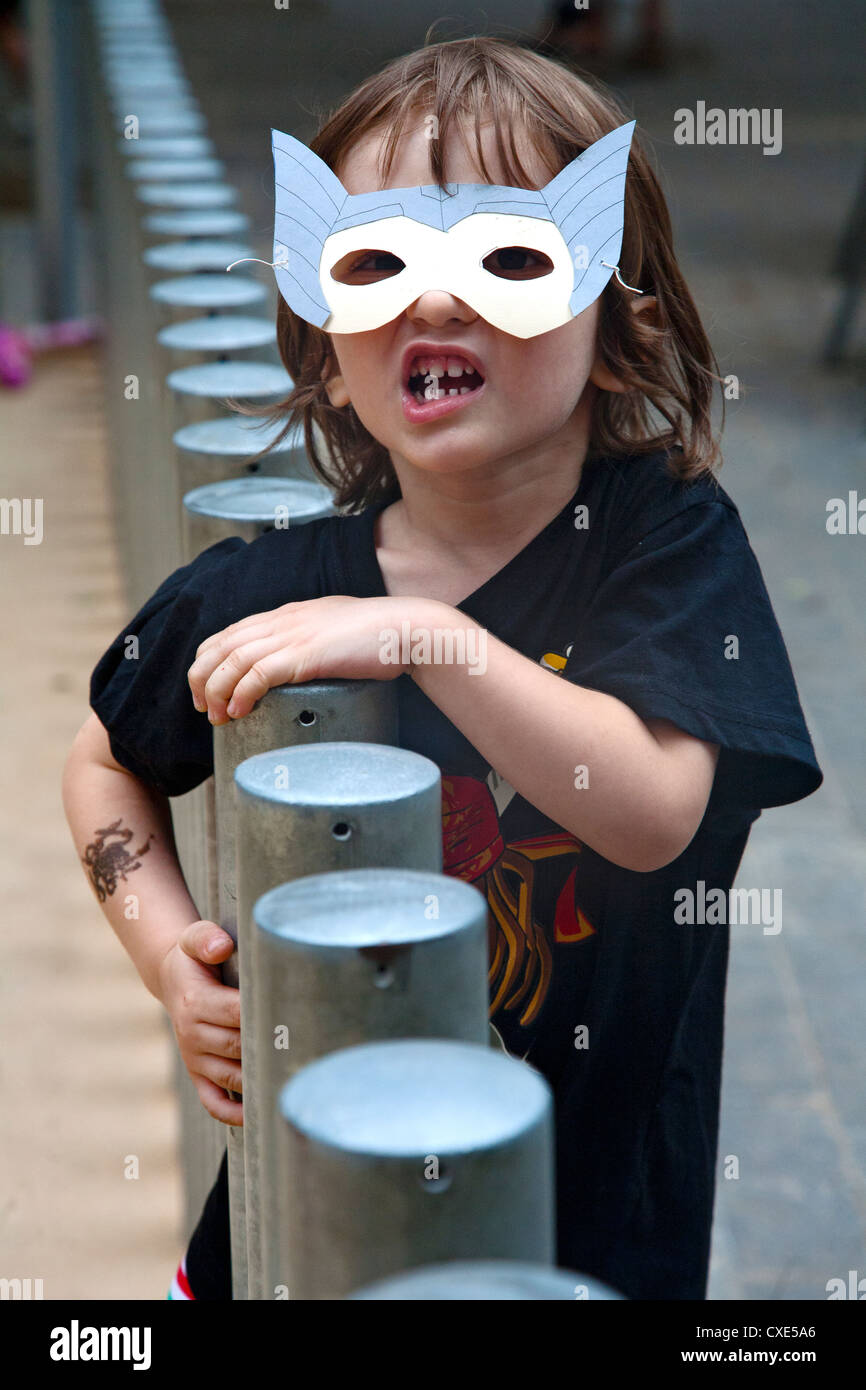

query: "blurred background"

left=0, top=0, right=863, bottom=1300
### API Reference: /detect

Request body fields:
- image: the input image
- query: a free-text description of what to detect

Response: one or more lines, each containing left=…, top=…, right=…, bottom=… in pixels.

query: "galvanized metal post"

left=253, top=867, right=489, bottom=1296
left=30, top=0, right=83, bottom=321
left=279, top=1040, right=555, bottom=1299
left=165, top=361, right=292, bottom=430
left=144, top=239, right=253, bottom=275
left=161, top=362, right=290, bottom=563
left=348, top=1261, right=625, bottom=1300
left=169, top=477, right=336, bottom=1241
left=150, top=270, right=265, bottom=326
left=123, top=135, right=217, bottom=161
left=233, top=745, right=443, bottom=1302
left=145, top=207, right=250, bottom=239
left=86, top=2, right=215, bottom=607
left=212, top=687, right=399, bottom=1300
left=182, top=476, right=334, bottom=555
left=158, top=314, right=278, bottom=369
left=173, top=417, right=317, bottom=512
left=127, top=156, right=226, bottom=184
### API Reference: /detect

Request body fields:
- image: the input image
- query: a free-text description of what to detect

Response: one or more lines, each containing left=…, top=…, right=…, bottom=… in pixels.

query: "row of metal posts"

left=81, top=0, right=621, bottom=1300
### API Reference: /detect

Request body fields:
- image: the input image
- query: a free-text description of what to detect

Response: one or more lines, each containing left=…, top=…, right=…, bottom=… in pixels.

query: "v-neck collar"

left=342, top=458, right=599, bottom=615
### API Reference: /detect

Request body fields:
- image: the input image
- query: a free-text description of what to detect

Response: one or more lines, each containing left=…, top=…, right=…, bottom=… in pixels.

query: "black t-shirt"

left=90, top=450, right=822, bottom=1300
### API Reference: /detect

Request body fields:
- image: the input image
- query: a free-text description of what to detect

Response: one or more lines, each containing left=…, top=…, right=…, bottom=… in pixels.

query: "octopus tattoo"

left=82, top=818, right=155, bottom=903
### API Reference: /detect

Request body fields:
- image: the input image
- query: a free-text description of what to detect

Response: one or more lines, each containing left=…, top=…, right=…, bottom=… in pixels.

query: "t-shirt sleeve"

left=90, top=537, right=247, bottom=797
left=562, top=499, right=823, bottom=812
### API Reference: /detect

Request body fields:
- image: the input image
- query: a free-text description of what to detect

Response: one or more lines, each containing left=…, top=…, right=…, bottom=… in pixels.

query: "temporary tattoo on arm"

left=81, top=818, right=156, bottom=903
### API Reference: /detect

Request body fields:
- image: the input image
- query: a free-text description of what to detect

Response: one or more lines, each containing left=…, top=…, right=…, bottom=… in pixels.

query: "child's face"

left=324, top=118, right=611, bottom=483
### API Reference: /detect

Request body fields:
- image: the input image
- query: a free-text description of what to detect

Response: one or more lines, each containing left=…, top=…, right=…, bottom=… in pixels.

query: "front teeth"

left=411, top=355, right=476, bottom=379
left=410, top=354, right=478, bottom=403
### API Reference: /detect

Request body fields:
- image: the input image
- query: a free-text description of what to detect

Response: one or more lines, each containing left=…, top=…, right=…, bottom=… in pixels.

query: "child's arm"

left=186, top=595, right=719, bottom=875
left=62, top=712, right=243, bottom=1125
left=408, top=614, right=720, bottom=873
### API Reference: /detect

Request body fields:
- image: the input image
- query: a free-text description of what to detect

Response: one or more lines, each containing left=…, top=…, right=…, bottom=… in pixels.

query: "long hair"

left=232, top=36, right=722, bottom=511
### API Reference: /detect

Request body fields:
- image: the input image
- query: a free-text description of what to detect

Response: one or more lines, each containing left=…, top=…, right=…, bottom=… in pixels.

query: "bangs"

left=372, top=69, right=548, bottom=191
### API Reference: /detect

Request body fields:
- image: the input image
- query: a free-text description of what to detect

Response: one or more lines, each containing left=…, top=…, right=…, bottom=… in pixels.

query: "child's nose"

left=405, top=288, right=478, bottom=328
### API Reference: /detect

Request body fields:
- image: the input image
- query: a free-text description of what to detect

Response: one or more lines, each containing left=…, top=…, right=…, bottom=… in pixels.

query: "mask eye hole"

left=482, top=246, right=554, bottom=280
left=330, top=249, right=405, bottom=284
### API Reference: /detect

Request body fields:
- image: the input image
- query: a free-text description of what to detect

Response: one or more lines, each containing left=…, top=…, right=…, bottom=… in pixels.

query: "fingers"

left=222, top=649, right=307, bottom=720
left=179, top=920, right=235, bottom=967
left=194, top=619, right=269, bottom=660
left=194, top=1022, right=242, bottom=1062
left=184, top=982, right=241, bottom=1031
left=171, top=964, right=241, bottom=1035
left=203, top=641, right=278, bottom=722
left=193, top=607, right=299, bottom=662
left=193, top=1051, right=243, bottom=1096
left=188, top=623, right=276, bottom=710
left=190, top=638, right=295, bottom=723
left=194, top=1074, right=244, bottom=1127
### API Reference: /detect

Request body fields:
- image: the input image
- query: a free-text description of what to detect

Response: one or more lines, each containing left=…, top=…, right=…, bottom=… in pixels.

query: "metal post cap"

left=125, top=158, right=225, bottom=182
left=144, top=240, right=254, bottom=273
left=166, top=361, right=292, bottom=400
left=158, top=315, right=275, bottom=353
left=144, top=208, right=250, bottom=237
left=183, top=476, right=333, bottom=524
left=150, top=273, right=265, bottom=309
left=280, top=1039, right=552, bottom=1157
left=135, top=185, right=238, bottom=209
left=235, top=742, right=440, bottom=810
left=347, top=1260, right=625, bottom=1300
left=121, top=136, right=215, bottom=159
left=172, top=415, right=304, bottom=458
left=254, top=866, right=486, bottom=950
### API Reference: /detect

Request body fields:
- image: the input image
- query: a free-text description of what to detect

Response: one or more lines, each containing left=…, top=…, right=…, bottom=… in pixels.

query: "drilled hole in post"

left=297, top=709, right=317, bottom=727
left=331, top=821, right=352, bottom=841
left=246, top=462, right=260, bottom=474
left=373, top=963, right=394, bottom=989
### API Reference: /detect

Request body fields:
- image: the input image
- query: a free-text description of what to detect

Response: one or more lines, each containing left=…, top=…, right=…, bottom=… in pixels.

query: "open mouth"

left=405, top=354, right=485, bottom=404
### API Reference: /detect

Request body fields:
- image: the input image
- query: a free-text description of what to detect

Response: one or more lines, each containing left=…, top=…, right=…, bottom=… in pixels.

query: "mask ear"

left=541, top=121, right=636, bottom=319
left=271, top=129, right=350, bottom=326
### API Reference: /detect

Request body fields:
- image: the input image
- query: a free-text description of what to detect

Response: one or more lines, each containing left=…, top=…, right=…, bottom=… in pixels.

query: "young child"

left=63, top=37, right=822, bottom=1301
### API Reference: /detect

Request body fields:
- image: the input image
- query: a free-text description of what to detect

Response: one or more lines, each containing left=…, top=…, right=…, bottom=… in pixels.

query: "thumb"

left=180, top=920, right=236, bottom=966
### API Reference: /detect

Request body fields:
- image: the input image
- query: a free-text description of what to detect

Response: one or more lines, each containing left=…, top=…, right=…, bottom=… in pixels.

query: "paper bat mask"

left=268, top=120, right=635, bottom=339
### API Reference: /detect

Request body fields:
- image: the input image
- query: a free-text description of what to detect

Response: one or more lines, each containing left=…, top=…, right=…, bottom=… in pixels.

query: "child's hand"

left=187, top=595, right=445, bottom=724
left=157, top=922, right=243, bottom=1126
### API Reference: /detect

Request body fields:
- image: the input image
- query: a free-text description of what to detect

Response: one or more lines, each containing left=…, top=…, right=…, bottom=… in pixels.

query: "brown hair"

left=233, top=35, right=722, bottom=511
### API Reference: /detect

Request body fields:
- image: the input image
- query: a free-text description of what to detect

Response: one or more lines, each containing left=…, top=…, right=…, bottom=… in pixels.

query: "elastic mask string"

left=225, top=253, right=289, bottom=272
left=601, top=262, right=644, bottom=294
